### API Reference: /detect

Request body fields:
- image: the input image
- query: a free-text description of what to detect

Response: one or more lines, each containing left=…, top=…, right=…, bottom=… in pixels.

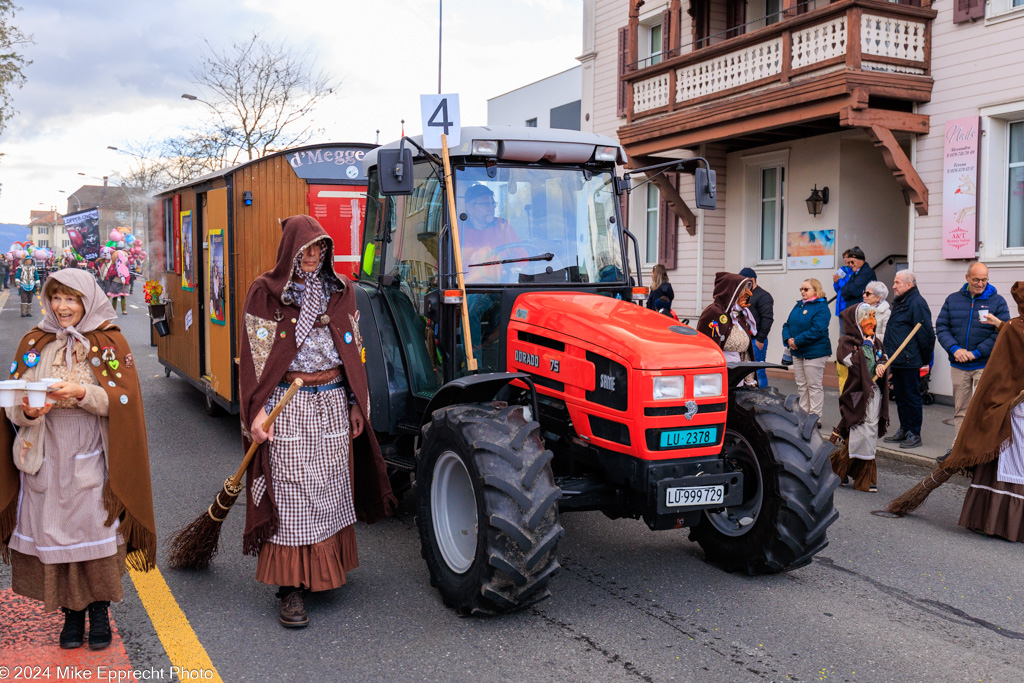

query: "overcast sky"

left=0, top=0, right=582, bottom=224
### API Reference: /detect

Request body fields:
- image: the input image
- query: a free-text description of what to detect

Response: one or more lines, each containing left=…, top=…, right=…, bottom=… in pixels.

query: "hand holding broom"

left=168, top=379, right=304, bottom=570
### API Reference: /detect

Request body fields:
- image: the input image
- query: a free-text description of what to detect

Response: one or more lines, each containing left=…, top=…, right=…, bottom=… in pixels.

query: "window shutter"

left=954, top=0, right=985, bottom=23
left=661, top=9, right=673, bottom=59
left=689, top=0, right=709, bottom=49
left=658, top=174, right=679, bottom=270
left=618, top=26, right=629, bottom=118
left=726, top=0, right=747, bottom=39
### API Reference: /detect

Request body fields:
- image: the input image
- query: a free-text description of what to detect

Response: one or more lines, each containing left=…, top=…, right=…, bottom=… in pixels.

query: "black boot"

left=59, top=608, right=86, bottom=649
left=87, top=601, right=112, bottom=650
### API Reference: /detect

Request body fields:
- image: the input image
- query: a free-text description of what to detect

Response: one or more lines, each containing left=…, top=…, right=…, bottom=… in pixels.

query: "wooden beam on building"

left=865, top=124, right=929, bottom=216
left=840, top=107, right=930, bottom=135
left=631, top=155, right=698, bottom=234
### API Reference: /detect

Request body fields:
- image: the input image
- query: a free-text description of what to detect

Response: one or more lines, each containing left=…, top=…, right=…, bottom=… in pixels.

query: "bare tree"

left=0, top=0, right=32, bottom=141
left=188, top=32, right=338, bottom=164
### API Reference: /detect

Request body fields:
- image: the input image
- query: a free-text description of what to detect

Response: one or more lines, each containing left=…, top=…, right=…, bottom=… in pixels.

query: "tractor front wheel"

left=415, top=403, right=563, bottom=615
left=690, top=390, right=839, bottom=574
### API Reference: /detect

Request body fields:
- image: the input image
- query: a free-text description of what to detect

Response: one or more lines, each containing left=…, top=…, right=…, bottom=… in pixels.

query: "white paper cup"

left=978, top=309, right=989, bottom=322
left=25, top=381, right=50, bottom=408
left=40, top=377, right=61, bottom=388
left=0, top=379, right=26, bottom=408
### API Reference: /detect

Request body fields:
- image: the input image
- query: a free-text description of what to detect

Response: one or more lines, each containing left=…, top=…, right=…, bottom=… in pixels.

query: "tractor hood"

left=512, top=292, right=725, bottom=371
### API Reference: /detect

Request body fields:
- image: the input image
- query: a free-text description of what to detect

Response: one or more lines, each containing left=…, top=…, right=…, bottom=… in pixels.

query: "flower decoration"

left=143, top=279, right=163, bottom=305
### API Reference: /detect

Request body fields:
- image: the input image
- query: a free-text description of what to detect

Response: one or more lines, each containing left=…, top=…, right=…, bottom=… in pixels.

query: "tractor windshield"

left=454, top=165, right=624, bottom=286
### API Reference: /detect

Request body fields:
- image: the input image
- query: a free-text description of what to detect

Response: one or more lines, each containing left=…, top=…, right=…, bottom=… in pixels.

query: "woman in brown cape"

left=0, top=268, right=156, bottom=650
left=830, top=304, right=890, bottom=492
left=239, top=215, right=395, bottom=629
left=954, top=281, right=1024, bottom=540
left=698, top=272, right=756, bottom=383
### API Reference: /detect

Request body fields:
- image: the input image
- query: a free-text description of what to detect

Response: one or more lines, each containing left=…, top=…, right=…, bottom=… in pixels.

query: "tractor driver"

left=458, top=184, right=519, bottom=362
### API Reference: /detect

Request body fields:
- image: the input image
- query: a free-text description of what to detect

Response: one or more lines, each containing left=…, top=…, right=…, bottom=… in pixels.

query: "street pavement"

left=1, top=285, right=1022, bottom=683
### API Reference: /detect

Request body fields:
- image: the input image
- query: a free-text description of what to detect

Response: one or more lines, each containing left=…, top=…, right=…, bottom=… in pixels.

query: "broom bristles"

left=885, top=466, right=953, bottom=516
left=167, top=483, right=240, bottom=570
left=829, top=442, right=851, bottom=481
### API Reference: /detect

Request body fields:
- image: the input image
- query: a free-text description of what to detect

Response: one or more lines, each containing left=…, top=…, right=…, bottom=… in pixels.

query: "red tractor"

left=354, top=127, right=838, bottom=615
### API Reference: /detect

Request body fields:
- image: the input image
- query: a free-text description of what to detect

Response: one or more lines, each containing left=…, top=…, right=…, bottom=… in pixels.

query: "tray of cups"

left=0, top=378, right=61, bottom=408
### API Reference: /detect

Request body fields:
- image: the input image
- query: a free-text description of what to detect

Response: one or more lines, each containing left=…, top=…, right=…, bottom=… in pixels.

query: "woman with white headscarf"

left=1, top=269, right=156, bottom=651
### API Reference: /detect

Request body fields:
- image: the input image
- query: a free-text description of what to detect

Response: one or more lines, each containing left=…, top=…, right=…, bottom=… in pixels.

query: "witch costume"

left=950, top=281, right=1024, bottom=541
left=698, top=272, right=756, bottom=384
left=1, top=268, right=156, bottom=649
left=239, top=215, right=395, bottom=628
left=830, top=304, right=890, bottom=492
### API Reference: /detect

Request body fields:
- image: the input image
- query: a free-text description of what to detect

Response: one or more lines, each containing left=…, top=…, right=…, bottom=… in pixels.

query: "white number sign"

left=420, top=94, right=461, bottom=148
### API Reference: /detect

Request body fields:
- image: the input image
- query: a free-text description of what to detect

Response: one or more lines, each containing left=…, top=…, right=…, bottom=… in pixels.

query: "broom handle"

left=228, top=379, right=304, bottom=488
left=878, top=322, right=921, bottom=373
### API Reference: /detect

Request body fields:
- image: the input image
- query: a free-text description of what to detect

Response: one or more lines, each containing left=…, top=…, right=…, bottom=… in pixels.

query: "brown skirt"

left=848, top=458, right=877, bottom=492
left=11, top=544, right=126, bottom=612
left=958, top=460, right=1024, bottom=542
left=255, top=526, right=358, bottom=591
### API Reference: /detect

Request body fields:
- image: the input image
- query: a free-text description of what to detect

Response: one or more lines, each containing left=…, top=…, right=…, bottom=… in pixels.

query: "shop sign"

left=942, top=117, right=980, bottom=259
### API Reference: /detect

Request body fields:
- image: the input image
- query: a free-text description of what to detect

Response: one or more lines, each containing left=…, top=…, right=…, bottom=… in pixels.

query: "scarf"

left=293, top=244, right=326, bottom=348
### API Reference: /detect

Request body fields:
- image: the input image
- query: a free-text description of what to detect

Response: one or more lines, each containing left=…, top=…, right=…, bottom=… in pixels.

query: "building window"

left=648, top=23, right=663, bottom=66
left=1008, top=120, right=1024, bottom=249
left=114, top=211, right=129, bottom=223
left=37, top=226, right=49, bottom=234
left=646, top=184, right=660, bottom=263
left=62, top=239, right=71, bottom=248
left=988, top=0, right=1024, bottom=19
left=37, top=239, right=49, bottom=248
left=749, top=0, right=784, bottom=30
left=759, top=166, right=785, bottom=262
left=525, top=118, right=537, bottom=128
left=638, top=16, right=663, bottom=68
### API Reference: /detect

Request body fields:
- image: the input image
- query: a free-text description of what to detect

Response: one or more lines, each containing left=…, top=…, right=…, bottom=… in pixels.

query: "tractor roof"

left=363, top=126, right=624, bottom=171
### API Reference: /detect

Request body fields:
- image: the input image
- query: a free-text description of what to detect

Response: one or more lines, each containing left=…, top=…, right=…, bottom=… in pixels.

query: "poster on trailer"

left=181, top=210, right=195, bottom=291
left=209, top=229, right=225, bottom=325
left=63, top=208, right=102, bottom=261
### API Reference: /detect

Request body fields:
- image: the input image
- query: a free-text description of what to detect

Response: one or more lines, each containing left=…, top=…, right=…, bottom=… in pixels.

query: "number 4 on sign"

left=420, top=94, right=461, bottom=148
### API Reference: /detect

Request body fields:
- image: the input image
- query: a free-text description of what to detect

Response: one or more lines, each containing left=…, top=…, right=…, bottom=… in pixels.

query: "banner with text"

left=63, top=208, right=102, bottom=261
left=942, top=117, right=980, bottom=259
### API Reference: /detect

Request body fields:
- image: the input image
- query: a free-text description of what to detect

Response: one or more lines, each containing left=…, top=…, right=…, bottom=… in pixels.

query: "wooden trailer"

left=148, top=142, right=374, bottom=414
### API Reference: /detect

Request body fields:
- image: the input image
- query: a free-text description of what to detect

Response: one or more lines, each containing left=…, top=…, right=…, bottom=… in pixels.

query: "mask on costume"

left=737, top=287, right=752, bottom=308
left=859, top=310, right=877, bottom=338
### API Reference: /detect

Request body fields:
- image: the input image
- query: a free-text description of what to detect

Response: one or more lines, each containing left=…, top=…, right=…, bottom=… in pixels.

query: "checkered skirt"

left=259, top=384, right=356, bottom=546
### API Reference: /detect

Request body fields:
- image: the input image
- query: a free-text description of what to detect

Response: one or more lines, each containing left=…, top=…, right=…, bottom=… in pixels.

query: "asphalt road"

left=1, top=284, right=1021, bottom=683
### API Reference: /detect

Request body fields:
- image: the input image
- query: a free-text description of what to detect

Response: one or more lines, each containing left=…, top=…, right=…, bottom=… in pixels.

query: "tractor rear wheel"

left=690, top=390, right=839, bottom=574
left=415, top=403, right=563, bottom=615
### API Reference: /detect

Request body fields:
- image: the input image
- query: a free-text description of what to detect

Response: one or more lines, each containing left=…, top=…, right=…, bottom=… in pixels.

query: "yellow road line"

left=129, top=566, right=224, bottom=682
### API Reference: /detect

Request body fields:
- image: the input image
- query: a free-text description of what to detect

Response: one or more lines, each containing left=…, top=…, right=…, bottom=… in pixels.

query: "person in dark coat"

left=839, top=246, right=877, bottom=314
left=739, top=267, right=774, bottom=388
left=646, top=263, right=674, bottom=316
left=781, top=278, right=832, bottom=419
left=882, top=270, right=936, bottom=449
left=935, top=262, right=1011, bottom=461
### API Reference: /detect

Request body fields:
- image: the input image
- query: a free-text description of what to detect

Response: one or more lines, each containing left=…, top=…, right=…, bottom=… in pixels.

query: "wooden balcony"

left=619, top=0, right=936, bottom=158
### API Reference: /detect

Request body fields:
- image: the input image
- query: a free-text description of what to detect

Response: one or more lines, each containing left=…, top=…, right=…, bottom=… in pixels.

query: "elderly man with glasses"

left=935, top=262, right=1011, bottom=461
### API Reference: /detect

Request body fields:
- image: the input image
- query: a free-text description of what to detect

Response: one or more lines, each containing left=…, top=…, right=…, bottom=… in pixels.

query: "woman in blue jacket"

left=782, top=278, right=833, bottom=419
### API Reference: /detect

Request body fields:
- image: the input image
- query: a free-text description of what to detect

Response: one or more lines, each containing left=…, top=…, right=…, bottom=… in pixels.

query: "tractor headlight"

left=693, top=373, right=723, bottom=398
left=472, top=140, right=499, bottom=157
left=652, top=376, right=685, bottom=401
left=594, top=145, right=619, bottom=162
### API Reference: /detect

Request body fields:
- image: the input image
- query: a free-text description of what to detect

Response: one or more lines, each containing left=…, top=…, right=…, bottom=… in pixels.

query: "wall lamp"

left=806, top=185, right=829, bottom=217
left=242, top=191, right=253, bottom=206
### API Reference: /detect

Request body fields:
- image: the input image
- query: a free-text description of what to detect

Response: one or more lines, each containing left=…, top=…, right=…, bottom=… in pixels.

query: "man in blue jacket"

left=882, top=270, right=936, bottom=449
left=839, top=247, right=877, bottom=315
left=934, top=262, right=1010, bottom=460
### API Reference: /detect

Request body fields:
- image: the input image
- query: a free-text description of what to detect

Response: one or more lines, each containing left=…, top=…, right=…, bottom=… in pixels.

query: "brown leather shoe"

left=279, top=591, right=308, bottom=629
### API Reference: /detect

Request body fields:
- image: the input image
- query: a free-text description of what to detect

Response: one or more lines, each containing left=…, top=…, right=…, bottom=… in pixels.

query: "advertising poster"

left=942, top=117, right=980, bottom=259
left=62, top=208, right=102, bottom=261
left=209, top=229, right=225, bottom=325
left=181, top=210, right=194, bottom=291
left=787, top=230, right=836, bottom=270
left=172, top=194, right=182, bottom=274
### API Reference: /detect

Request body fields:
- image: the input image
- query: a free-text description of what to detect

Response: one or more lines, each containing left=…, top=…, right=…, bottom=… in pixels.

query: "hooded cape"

left=697, top=272, right=754, bottom=352
left=1, top=269, right=156, bottom=570
left=240, top=215, right=396, bottom=556
left=834, top=304, right=890, bottom=440
left=942, top=281, right=1024, bottom=472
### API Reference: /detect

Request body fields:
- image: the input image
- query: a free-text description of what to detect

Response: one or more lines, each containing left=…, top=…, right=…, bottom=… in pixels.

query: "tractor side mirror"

left=694, top=168, right=717, bottom=210
left=378, top=149, right=414, bottom=196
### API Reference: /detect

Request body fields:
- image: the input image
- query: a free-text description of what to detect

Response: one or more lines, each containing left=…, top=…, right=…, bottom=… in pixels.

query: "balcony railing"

left=625, top=0, right=933, bottom=120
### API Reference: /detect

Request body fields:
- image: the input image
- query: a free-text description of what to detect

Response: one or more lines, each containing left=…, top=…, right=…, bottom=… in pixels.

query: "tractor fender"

left=421, top=372, right=537, bottom=427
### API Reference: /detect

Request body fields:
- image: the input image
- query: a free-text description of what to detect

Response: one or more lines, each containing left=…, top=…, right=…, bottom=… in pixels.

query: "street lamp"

left=107, top=145, right=147, bottom=160
left=59, top=190, right=81, bottom=210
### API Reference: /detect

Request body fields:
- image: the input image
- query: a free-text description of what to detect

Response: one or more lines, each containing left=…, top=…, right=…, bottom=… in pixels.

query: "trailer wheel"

left=415, top=403, right=563, bottom=616
left=690, top=390, right=839, bottom=574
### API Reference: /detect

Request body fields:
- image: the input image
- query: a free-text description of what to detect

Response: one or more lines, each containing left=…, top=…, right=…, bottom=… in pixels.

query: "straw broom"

left=168, top=379, right=303, bottom=570
left=829, top=323, right=922, bottom=488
